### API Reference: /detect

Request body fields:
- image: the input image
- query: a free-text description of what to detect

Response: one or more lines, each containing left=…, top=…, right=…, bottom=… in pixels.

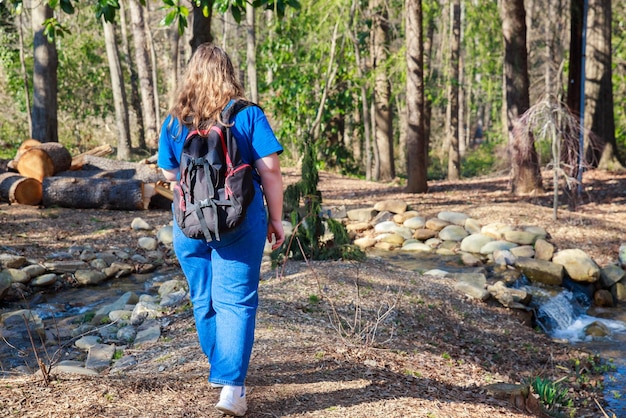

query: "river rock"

left=347, top=222, right=372, bottom=233
left=464, top=218, right=482, bottom=234
left=104, top=262, right=134, bottom=278
left=534, top=239, right=555, bottom=261
left=75, top=335, right=102, bottom=350
left=394, top=211, right=420, bottom=224
left=138, top=237, right=158, bottom=251
left=594, top=289, right=614, bottom=307
left=514, top=257, right=564, bottom=286
left=480, top=240, right=517, bottom=255
left=509, top=245, right=535, bottom=259
left=0, top=272, right=11, bottom=299
left=109, top=310, right=132, bottom=322
left=131, top=217, right=152, bottom=231
left=403, top=216, right=426, bottom=229
left=22, top=264, right=47, bottom=278
left=401, top=241, right=432, bottom=252
left=157, top=225, right=173, bottom=245
left=619, top=244, right=626, bottom=268
left=612, top=282, right=626, bottom=303
left=135, top=319, right=162, bottom=345
left=461, top=253, right=483, bottom=267
left=131, top=301, right=163, bottom=325
left=552, top=249, right=600, bottom=283
left=97, top=292, right=140, bottom=316
left=47, top=361, right=100, bottom=376
left=503, top=230, right=538, bottom=245
left=584, top=321, right=611, bottom=338
left=438, top=211, right=468, bottom=226
left=117, top=325, right=137, bottom=342
left=487, top=281, right=531, bottom=308
left=1, top=268, right=29, bottom=284
left=75, top=269, right=107, bottom=286
left=452, top=273, right=490, bottom=301
left=438, top=225, right=468, bottom=241
left=460, top=233, right=494, bottom=253
left=86, top=343, right=116, bottom=371
left=492, top=250, right=516, bottom=266
left=599, top=264, right=625, bottom=288
left=481, top=223, right=514, bottom=240
left=0, top=254, right=27, bottom=269
left=425, top=218, right=449, bottom=231
left=43, top=260, right=89, bottom=273
left=353, top=237, right=377, bottom=249
left=413, top=228, right=439, bottom=241
left=377, top=233, right=405, bottom=246
left=347, top=208, right=377, bottom=222
left=374, top=199, right=407, bottom=214
left=31, top=273, right=58, bottom=287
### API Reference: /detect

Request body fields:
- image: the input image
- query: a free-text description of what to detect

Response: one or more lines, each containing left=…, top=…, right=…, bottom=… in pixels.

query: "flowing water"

left=373, top=251, right=626, bottom=416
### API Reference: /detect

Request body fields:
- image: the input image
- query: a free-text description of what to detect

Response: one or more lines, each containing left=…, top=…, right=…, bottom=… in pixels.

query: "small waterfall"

left=535, top=290, right=580, bottom=332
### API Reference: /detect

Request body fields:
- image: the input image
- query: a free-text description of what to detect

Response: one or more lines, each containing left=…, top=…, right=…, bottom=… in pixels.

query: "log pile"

left=0, top=139, right=172, bottom=210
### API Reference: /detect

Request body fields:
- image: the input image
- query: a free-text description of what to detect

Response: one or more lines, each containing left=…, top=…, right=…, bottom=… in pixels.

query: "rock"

left=157, top=225, right=173, bottom=245
left=460, top=233, right=494, bottom=253
left=487, top=281, right=532, bottom=308
left=374, top=241, right=396, bottom=251
left=461, top=253, right=483, bottom=267
left=612, top=282, right=626, bottom=303
left=85, top=343, right=116, bottom=371
left=110, top=355, right=138, bottom=373
left=480, top=240, right=517, bottom=255
left=134, top=320, right=161, bottom=345
left=160, top=289, right=188, bottom=307
left=75, top=335, right=102, bottom=350
left=438, top=225, right=468, bottom=242
left=619, top=244, right=626, bottom=268
left=394, top=211, right=420, bottom=224
left=492, top=250, right=516, bottom=266
left=347, top=208, right=377, bottom=222
left=599, top=264, right=625, bottom=288
left=22, top=264, right=47, bottom=278
left=74, top=269, right=107, bottom=286
left=104, top=262, right=134, bottom=278
left=452, top=273, right=490, bottom=301
left=584, top=321, right=611, bottom=338
left=481, top=223, right=514, bottom=240
left=509, top=245, right=535, bottom=259
left=31, top=273, right=58, bottom=287
left=346, top=222, right=372, bottom=233
left=47, top=362, right=100, bottom=376
left=552, top=249, right=600, bottom=283
left=534, top=239, right=555, bottom=261
left=79, top=249, right=97, bottom=262
left=503, top=230, right=539, bottom=245
left=138, top=237, right=158, bottom=251
left=0, top=272, right=11, bottom=299
left=514, top=257, right=564, bottom=286
left=131, top=301, right=163, bottom=325
left=117, top=325, right=137, bottom=342
left=131, top=217, right=152, bottom=230
left=109, top=310, right=132, bottom=322
left=0, top=254, right=27, bottom=269
left=1, top=268, right=30, bottom=284
left=413, top=229, right=438, bottom=241
left=401, top=241, right=432, bottom=252
left=464, top=218, right=482, bottom=234
left=377, top=233, right=405, bottom=246
left=403, top=216, right=426, bottom=229
left=425, top=218, right=449, bottom=231
left=437, top=211, right=469, bottom=226
left=43, top=260, right=89, bottom=273
left=594, top=289, right=614, bottom=307
left=373, top=199, right=407, bottom=214
left=353, top=237, right=377, bottom=249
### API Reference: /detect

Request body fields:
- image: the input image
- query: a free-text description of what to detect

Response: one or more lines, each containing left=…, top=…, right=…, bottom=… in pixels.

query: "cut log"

left=0, top=173, right=42, bottom=205
left=15, top=142, right=72, bottom=182
left=58, top=155, right=166, bottom=183
left=70, top=144, right=115, bottom=170
left=42, top=177, right=147, bottom=210
left=8, top=139, right=42, bottom=171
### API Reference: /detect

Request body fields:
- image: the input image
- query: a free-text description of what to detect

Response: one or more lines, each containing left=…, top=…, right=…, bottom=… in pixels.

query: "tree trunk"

left=62, top=154, right=166, bottom=183
left=102, top=19, right=132, bottom=161
left=500, top=0, right=543, bottom=194
left=17, top=13, right=32, bottom=135
left=190, top=0, right=213, bottom=53
left=584, top=0, right=624, bottom=170
left=371, top=0, right=394, bottom=181
left=246, top=2, right=258, bottom=103
left=128, top=0, right=158, bottom=150
left=42, top=177, right=148, bottom=210
left=447, top=0, right=461, bottom=180
left=31, top=3, right=58, bottom=143
left=0, top=173, right=42, bottom=205
left=405, top=0, right=428, bottom=193
left=120, top=0, right=146, bottom=149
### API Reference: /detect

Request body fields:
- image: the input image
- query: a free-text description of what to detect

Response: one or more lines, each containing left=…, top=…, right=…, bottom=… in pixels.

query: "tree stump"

left=15, top=142, right=72, bottom=182
left=0, top=173, right=43, bottom=205
left=42, top=177, right=148, bottom=210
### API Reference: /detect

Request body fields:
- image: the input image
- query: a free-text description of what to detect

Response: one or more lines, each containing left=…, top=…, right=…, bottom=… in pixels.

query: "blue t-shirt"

left=157, top=104, right=283, bottom=183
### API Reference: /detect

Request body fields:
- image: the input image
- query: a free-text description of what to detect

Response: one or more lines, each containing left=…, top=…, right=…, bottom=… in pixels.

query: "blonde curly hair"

left=170, top=43, right=245, bottom=131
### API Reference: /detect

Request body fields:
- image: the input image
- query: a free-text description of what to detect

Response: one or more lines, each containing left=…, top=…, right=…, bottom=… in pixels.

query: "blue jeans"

left=173, top=187, right=267, bottom=386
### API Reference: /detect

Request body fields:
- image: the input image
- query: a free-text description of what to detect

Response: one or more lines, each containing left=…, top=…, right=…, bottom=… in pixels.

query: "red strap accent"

left=211, top=125, right=234, bottom=170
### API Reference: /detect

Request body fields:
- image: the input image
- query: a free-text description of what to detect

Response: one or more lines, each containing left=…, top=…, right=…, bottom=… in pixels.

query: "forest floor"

left=1, top=167, right=625, bottom=417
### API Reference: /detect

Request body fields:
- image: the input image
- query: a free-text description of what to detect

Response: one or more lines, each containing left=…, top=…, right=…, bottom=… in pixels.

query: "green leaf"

left=47, top=0, right=59, bottom=9
left=231, top=5, right=241, bottom=23
left=60, top=0, right=74, bottom=14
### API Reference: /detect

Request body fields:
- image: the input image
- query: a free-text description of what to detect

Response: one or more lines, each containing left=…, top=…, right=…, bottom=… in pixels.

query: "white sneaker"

left=215, top=385, right=247, bottom=416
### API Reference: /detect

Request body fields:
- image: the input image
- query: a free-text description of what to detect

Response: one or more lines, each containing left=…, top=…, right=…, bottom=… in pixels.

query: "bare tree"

left=447, top=0, right=461, bottom=180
